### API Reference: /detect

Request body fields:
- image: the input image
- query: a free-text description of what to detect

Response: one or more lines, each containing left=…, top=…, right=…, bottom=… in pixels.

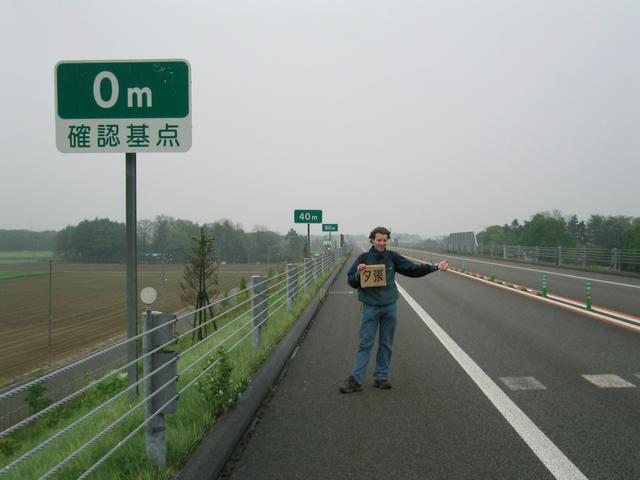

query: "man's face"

left=372, top=233, right=389, bottom=252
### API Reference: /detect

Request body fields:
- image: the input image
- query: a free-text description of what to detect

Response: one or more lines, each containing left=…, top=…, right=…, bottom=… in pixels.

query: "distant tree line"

left=0, top=229, right=57, bottom=251
left=477, top=212, right=640, bottom=250
left=48, top=215, right=309, bottom=263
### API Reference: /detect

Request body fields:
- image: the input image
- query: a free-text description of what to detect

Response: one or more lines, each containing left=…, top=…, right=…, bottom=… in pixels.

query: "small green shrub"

left=24, top=383, right=52, bottom=414
left=196, top=348, right=234, bottom=418
left=0, top=436, right=20, bottom=457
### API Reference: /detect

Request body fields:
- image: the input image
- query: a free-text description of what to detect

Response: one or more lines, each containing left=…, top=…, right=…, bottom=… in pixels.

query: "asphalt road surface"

left=398, top=247, right=640, bottom=317
left=225, top=250, right=640, bottom=480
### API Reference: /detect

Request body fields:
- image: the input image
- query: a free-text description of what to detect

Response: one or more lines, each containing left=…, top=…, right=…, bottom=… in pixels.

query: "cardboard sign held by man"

left=360, top=264, right=387, bottom=288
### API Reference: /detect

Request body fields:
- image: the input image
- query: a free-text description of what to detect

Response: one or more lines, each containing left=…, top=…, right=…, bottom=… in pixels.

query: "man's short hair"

left=369, top=226, right=391, bottom=243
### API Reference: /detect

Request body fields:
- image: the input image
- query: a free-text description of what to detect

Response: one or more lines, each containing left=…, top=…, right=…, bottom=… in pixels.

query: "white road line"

left=397, top=282, right=588, bottom=480
left=399, top=247, right=640, bottom=290
left=500, top=377, right=547, bottom=391
left=581, top=375, right=636, bottom=388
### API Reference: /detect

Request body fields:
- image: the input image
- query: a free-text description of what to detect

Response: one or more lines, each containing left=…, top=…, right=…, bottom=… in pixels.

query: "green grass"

left=0, top=251, right=53, bottom=264
left=0, top=253, right=349, bottom=479
left=0, top=271, right=48, bottom=280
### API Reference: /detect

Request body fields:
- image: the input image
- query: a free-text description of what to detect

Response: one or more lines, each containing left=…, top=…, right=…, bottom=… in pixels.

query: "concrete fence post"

left=251, top=275, right=268, bottom=348
left=314, top=254, right=320, bottom=282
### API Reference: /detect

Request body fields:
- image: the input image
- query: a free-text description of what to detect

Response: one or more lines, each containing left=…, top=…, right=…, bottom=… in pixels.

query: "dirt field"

left=0, top=262, right=272, bottom=387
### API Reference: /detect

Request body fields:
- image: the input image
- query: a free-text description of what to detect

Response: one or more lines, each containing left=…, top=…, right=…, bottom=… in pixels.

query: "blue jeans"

left=351, top=303, right=397, bottom=384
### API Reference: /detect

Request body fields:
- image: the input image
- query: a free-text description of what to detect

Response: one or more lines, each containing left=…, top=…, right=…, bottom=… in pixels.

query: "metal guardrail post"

left=251, top=275, right=268, bottom=347
left=557, top=246, right=563, bottom=265
left=304, top=258, right=312, bottom=294
left=142, top=307, right=178, bottom=468
left=286, top=264, right=295, bottom=312
left=314, top=254, right=320, bottom=281
left=503, top=244, right=507, bottom=260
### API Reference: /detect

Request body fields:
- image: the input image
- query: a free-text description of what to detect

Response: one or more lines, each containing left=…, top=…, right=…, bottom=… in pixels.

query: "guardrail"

left=396, top=242, right=640, bottom=273
left=0, top=247, right=348, bottom=479
left=478, top=244, right=640, bottom=272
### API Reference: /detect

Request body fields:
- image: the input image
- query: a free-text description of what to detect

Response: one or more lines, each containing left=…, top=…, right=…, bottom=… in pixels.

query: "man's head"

left=369, top=226, right=391, bottom=252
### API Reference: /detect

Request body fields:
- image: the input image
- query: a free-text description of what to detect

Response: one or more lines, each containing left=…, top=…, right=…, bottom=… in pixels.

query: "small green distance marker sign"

left=322, top=224, right=338, bottom=232
left=294, top=210, right=322, bottom=224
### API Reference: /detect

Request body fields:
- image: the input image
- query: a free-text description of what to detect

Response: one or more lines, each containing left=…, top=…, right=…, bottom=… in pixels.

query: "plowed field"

left=0, top=262, right=269, bottom=387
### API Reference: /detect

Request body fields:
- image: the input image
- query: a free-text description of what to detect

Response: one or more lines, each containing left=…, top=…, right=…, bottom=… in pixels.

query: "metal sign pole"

left=48, top=259, right=53, bottom=366
left=126, top=152, right=139, bottom=399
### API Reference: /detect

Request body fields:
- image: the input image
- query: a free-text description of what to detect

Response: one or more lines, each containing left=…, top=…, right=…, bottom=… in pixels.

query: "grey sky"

left=1, top=0, right=638, bottom=238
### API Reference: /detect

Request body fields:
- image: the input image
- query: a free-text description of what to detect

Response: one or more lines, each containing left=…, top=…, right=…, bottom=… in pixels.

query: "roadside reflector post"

left=490, top=272, right=495, bottom=282
left=251, top=275, right=268, bottom=347
left=462, top=259, right=465, bottom=273
left=542, top=273, right=548, bottom=297
left=586, top=281, right=592, bottom=310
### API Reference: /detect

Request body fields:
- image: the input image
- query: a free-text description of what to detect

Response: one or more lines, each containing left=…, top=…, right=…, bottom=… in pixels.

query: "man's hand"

left=357, top=263, right=367, bottom=273
left=437, top=260, right=449, bottom=272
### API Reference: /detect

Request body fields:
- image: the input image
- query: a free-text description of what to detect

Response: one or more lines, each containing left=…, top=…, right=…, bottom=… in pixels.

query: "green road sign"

left=55, top=59, right=191, bottom=153
left=322, top=224, right=338, bottom=232
left=294, top=210, right=322, bottom=223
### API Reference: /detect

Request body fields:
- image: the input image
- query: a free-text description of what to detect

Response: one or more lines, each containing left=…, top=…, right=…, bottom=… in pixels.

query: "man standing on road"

left=339, top=226, right=449, bottom=393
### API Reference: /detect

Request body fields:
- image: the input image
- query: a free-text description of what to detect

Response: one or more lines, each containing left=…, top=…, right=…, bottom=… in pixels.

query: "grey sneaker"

left=374, top=379, right=392, bottom=389
left=339, top=376, right=362, bottom=393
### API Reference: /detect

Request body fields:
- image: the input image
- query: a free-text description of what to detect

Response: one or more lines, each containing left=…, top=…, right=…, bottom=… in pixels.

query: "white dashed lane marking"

left=500, top=377, right=547, bottom=391
left=581, top=374, right=636, bottom=388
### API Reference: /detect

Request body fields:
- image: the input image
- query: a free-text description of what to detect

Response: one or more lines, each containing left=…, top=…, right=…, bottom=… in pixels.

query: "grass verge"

left=0, top=251, right=53, bottom=264
left=0, top=271, right=48, bottom=280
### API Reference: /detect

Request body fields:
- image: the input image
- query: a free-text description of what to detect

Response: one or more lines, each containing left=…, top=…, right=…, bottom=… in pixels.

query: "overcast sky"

left=1, top=0, right=638, bottom=238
